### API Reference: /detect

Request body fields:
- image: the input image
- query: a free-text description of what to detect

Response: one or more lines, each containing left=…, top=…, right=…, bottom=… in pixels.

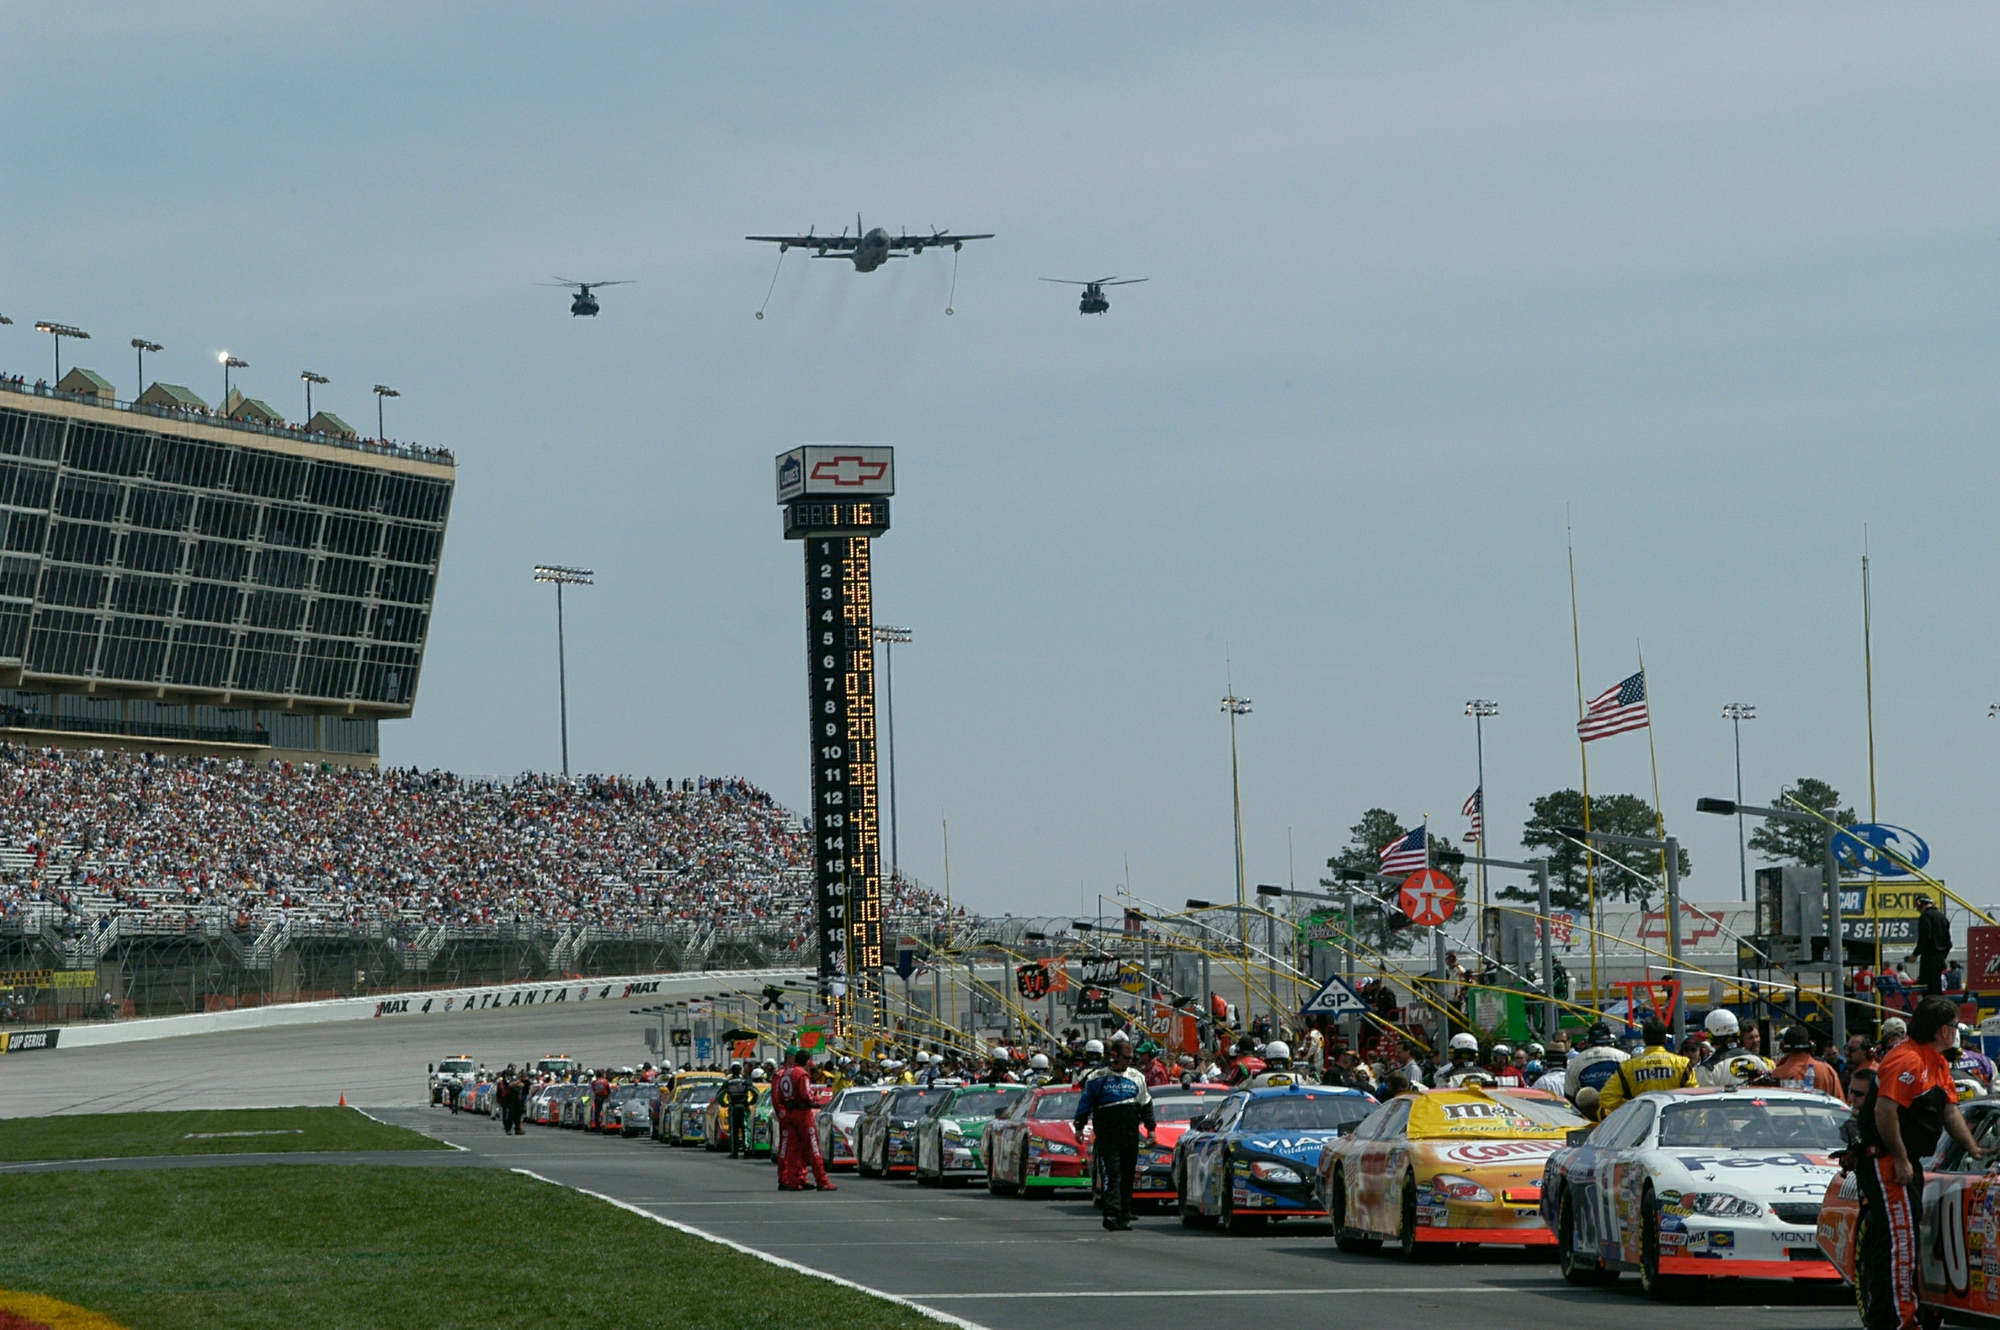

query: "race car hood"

left=1649, top=1147, right=1840, bottom=1197
left=1234, top=1129, right=1345, bottom=1165
left=937, top=1114, right=1000, bottom=1135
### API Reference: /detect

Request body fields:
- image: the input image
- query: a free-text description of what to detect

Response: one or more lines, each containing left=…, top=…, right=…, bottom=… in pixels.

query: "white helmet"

left=1029, top=1054, right=1050, bottom=1070
left=1083, top=1039, right=1105, bottom=1056
left=1705, top=1009, right=1740, bottom=1037
left=1449, top=1032, right=1480, bottom=1054
left=1263, top=1040, right=1291, bottom=1062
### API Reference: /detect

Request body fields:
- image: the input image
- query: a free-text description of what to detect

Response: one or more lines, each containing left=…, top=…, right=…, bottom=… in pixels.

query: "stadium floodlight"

left=372, top=383, right=399, bottom=439
left=219, top=352, right=248, bottom=408
left=533, top=564, right=595, bottom=778
left=1721, top=703, right=1756, bottom=902
left=301, top=369, right=328, bottom=419
left=34, top=321, right=89, bottom=380
left=131, top=339, right=163, bottom=398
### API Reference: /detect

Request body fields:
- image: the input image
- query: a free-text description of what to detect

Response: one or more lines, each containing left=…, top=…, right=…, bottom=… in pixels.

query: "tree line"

left=1318, top=777, right=1853, bottom=952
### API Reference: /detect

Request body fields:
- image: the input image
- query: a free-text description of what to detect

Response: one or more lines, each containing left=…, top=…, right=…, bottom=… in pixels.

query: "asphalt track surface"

left=4, top=999, right=1858, bottom=1330
left=381, top=1106, right=1860, bottom=1330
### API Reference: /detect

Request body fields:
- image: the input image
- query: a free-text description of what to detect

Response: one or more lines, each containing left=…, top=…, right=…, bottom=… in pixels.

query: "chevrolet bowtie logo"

left=810, top=455, right=889, bottom=487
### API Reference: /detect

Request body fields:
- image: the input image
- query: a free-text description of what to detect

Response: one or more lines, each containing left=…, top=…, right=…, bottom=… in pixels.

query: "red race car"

left=984, top=1084, right=1091, bottom=1195
left=1088, top=1082, right=1235, bottom=1210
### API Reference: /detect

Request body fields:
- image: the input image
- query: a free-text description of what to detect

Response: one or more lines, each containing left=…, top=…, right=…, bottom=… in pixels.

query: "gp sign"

left=1834, top=824, right=1930, bottom=878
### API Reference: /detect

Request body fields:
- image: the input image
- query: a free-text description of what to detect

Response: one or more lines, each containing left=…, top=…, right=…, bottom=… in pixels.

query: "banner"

left=1297, top=911, right=1350, bottom=945
left=1836, top=883, right=1927, bottom=918
left=0, top=1029, right=60, bottom=1054
left=797, top=1021, right=828, bottom=1052
left=0, top=970, right=96, bottom=991
left=1968, top=926, right=2000, bottom=995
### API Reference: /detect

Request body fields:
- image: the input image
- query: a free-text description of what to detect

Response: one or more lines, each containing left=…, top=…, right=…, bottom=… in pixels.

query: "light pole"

left=1696, top=797, right=1846, bottom=1049
left=373, top=384, right=399, bottom=440
left=1464, top=699, right=1497, bottom=949
left=1722, top=704, right=1756, bottom=901
left=34, top=322, right=89, bottom=382
left=132, top=339, right=162, bottom=398
left=219, top=353, right=247, bottom=408
left=301, top=370, right=328, bottom=420
left=1221, top=690, right=1253, bottom=1026
left=874, top=625, right=911, bottom=884
left=533, top=565, right=594, bottom=777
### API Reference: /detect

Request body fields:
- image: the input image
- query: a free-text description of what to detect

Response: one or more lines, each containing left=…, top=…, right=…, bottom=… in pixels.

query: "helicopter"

left=539, top=278, right=633, bottom=317
left=1040, top=277, right=1147, bottom=315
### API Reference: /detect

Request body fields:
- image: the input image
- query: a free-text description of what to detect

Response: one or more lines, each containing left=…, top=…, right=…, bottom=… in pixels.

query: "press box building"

left=0, top=371, right=453, bottom=767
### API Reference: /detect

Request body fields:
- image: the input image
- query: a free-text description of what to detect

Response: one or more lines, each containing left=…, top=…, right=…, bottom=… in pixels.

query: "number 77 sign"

left=1398, top=870, right=1457, bottom=929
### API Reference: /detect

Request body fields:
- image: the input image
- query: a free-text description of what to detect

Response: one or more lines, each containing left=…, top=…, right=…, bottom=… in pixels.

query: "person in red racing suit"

left=1858, top=996, right=1990, bottom=1330
left=774, top=1049, right=834, bottom=1192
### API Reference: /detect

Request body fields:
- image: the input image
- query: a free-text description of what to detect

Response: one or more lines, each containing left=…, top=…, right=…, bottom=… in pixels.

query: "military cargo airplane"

left=746, top=216, right=993, bottom=273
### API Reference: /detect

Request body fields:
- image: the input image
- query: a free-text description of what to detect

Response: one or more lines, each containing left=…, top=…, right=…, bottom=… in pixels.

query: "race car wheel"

left=987, top=1146, right=1018, bottom=1196
left=1639, top=1187, right=1687, bottom=1301
left=1331, top=1169, right=1380, bottom=1254
left=1218, top=1170, right=1266, bottom=1235
left=1558, top=1189, right=1618, bottom=1286
left=1018, top=1147, right=1036, bottom=1199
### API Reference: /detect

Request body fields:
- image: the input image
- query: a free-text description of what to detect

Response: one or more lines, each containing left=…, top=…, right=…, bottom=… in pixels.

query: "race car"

left=1542, top=1085, right=1847, bottom=1297
left=430, top=1056, right=475, bottom=1106
left=913, top=1083, right=1030, bottom=1185
left=1817, top=1095, right=2000, bottom=1325
left=664, top=1076, right=724, bottom=1146
left=1320, top=1087, right=1582, bottom=1257
left=1174, top=1084, right=1377, bottom=1233
left=751, top=1080, right=831, bottom=1158
left=818, top=1086, right=887, bottom=1171
left=985, top=1084, right=1088, bottom=1195
left=1086, top=1082, right=1233, bottom=1209
left=606, top=1084, right=655, bottom=1138
left=856, top=1084, right=954, bottom=1177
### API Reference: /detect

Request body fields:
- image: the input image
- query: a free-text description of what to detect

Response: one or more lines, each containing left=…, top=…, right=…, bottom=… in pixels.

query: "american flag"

left=1379, top=825, right=1428, bottom=876
left=1578, top=670, right=1650, bottom=742
left=1461, top=787, right=1483, bottom=844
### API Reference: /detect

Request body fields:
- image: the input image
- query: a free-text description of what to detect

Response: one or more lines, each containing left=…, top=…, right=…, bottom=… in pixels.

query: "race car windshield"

left=1487, top=1095, right=1587, bottom=1129
left=438, top=1061, right=473, bottom=1072
left=1149, top=1096, right=1222, bottom=1123
left=840, top=1089, right=885, bottom=1113
left=893, top=1089, right=950, bottom=1115
left=1657, top=1099, right=1850, bottom=1150
left=1030, top=1092, right=1082, bottom=1120
left=948, top=1090, right=1025, bottom=1119
left=682, top=1086, right=718, bottom=1104
left=1239, top=1096, right=1376, bottom=1133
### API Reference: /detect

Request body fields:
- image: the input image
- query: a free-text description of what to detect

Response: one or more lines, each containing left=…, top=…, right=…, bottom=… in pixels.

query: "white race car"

left=1539, top=1085, right=1848, bottom=1298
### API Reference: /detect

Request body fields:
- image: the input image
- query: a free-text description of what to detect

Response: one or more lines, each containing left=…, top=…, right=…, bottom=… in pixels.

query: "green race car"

left=913, top=1083, right=1030, bottom=1185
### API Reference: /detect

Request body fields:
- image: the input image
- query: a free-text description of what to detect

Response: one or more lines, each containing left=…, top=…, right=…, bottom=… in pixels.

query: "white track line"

left=917, top=1287, right=1509, bottom=1299
left=510, top=1169, right=988, bottom=1330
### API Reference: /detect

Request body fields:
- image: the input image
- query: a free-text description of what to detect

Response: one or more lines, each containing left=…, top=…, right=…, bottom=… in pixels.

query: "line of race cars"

left=437, top=1057, right=2000, bottom=1320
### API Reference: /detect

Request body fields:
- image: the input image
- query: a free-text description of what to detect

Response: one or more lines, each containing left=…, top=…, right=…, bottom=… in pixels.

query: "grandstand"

left=0, top=372, right=452, bottom=768
left=0, top=745, right=950, bottom=1018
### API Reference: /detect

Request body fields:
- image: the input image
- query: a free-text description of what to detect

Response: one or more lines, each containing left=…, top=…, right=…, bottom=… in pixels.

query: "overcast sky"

left=4, top=5, right=1996, bottom=919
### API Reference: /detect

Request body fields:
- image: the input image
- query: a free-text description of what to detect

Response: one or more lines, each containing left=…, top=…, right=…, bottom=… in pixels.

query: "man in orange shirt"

left=1770, top=1026, right=1841, bottom=1097
left=1858, top=996, right=1990, bottom=1330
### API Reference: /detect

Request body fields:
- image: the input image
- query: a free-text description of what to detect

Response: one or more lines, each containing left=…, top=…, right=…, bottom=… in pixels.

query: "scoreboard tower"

left=777, top=446, right=894, bottom=1019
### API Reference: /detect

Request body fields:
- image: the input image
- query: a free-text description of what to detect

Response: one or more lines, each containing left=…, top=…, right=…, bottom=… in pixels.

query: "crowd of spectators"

left=0, top=745, right=946, bottom=944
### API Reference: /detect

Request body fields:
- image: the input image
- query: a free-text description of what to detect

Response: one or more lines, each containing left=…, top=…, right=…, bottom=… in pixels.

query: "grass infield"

left=0, top=1107, right=446, bottom=1162
left=0, top=1165, right=944, bottom=1329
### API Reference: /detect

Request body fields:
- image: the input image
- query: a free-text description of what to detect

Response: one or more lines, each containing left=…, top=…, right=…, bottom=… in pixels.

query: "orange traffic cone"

left=339, top=1093, right=347, bottom=1106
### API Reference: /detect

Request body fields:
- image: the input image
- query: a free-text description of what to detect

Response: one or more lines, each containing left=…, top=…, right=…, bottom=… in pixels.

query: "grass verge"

left=0, top=1107, right=446, bottom=1161
left=0, top=1166, right=943, bottom=1329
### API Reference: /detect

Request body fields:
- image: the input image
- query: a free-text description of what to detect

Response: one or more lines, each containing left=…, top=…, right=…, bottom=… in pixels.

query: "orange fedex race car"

left=1320, top=1087, right=1584, bottom=1255
left=1817, top=1094, right=2000, bottom=1326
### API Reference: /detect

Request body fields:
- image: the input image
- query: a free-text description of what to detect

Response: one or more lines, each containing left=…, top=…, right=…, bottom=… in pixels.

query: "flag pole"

left=1569, top=521, right=1598, bottom=1006
left=1638, top=647, right=1670, bottom=955
left=1864, top=538, right=1881, bottom=977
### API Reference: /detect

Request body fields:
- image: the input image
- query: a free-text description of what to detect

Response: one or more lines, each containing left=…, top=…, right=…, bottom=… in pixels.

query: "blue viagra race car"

left=1174, top=1083, right=1378, bottom=1234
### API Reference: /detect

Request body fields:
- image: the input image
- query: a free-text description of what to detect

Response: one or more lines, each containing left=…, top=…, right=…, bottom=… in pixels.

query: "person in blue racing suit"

left=1074, top=1032, right=1155, bottom=1232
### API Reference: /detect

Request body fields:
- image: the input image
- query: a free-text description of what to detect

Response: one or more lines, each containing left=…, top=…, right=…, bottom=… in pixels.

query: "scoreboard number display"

left=780, top=446, right=894, bottom=999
